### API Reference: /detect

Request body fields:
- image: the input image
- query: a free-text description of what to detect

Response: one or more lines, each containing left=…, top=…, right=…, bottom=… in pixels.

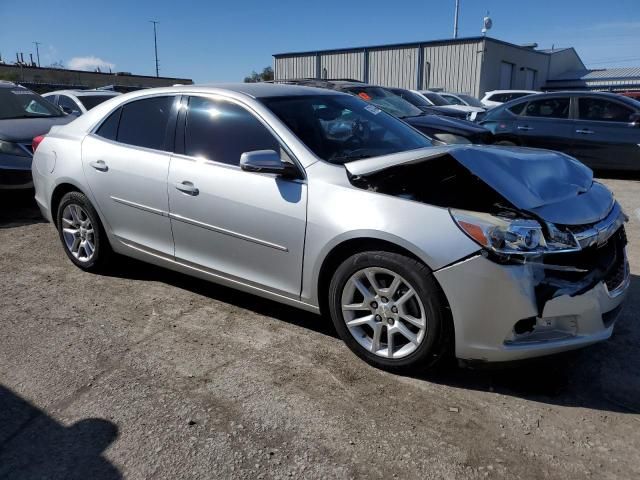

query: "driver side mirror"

left=240, top=150, right=300, bottom=178
left=630, top=112, right=640, bottom=127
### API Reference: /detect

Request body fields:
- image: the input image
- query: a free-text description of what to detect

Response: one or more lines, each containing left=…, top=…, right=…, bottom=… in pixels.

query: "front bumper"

left=435, top=248, right=629, bottom=363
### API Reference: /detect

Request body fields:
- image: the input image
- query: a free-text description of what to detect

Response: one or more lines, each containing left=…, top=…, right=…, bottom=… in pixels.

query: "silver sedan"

left=31, top=84, right=630, bottom=371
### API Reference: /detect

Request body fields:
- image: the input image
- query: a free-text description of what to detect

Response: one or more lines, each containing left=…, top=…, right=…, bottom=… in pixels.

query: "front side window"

left=261, top=94, right=432, bottom=164
left=578, top=98, right=634, bottom=123
left=184, top=96, right=279, bottom=166
left=0, top=87, right=63, bottom=119
left=116, top=96, right=175, bottom=150
left=524, top=97, right=569, bottom=119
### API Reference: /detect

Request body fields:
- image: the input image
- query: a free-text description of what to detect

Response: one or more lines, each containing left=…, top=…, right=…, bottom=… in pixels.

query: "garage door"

left=499, top=62, right=514, bottom=89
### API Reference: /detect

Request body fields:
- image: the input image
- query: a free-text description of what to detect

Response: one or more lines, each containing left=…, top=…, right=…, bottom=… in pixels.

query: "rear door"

left=82, top=95, right=179, bottom=256
left=513, top=96, right=574, bottom=152
left=570, top=96, right=640, bottom=170
left=167, top=95, right=307, bottom=297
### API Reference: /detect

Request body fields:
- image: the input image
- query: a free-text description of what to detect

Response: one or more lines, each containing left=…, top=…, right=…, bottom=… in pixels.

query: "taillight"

left=32, top=135, right=45, bottom=152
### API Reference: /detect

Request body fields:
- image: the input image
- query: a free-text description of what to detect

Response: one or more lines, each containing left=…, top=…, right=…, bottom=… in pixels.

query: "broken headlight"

left=450, top=209, right=580, bottom=256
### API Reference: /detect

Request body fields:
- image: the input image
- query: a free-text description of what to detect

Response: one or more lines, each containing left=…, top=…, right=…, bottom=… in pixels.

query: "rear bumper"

left=435, top=251, right=629, bottom=363
left=1, top=152, right=33, bottom=189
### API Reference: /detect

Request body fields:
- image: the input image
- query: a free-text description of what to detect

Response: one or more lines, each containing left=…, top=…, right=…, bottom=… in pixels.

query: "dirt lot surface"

left=1, top=176, right=639, bottom=480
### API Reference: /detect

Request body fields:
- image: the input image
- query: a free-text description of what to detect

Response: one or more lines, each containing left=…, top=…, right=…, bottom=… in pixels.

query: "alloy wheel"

left=61, top=204, right=96, bottom=263
left=341, top=267, right=427, bottom=359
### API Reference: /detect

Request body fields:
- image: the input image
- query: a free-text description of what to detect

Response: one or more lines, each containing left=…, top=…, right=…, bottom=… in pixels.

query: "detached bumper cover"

left=435, top=245, right=629, bottom=363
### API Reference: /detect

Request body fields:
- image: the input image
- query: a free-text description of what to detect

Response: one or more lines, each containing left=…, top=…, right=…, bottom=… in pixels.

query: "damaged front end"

left=345, top=145, right=630, bottom=360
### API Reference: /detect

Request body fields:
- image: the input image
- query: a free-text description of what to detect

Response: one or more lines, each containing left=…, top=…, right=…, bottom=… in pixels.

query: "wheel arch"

left=50, top=181, right=89, bottom=227
left=316, top=236, right=435, bottom=317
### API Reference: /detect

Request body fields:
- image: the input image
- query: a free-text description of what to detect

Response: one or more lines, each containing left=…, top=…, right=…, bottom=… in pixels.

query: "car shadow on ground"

left=106, top=254, right=640, bottom=415
left=0, top=189, right=46, bottom=229
left=0, top=385, right=121, bottom=479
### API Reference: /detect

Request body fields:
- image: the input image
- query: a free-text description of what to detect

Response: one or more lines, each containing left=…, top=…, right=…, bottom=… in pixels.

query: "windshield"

left=77, top=94, right=119, bottom=110
left=420, top=92, right=450, bottom=106
left=260, top=94, right=432, bottom=164
left=342, top=87, right=424, bottom=118
left=456, top=94, right=484, bottom=108
left=391, top=89, right=432, bottom=108
left=0, top=87, right=63, bottom=119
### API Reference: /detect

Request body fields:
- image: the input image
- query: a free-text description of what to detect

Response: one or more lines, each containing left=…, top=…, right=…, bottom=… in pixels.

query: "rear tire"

left=56, top=191, right=112, bottom=272
left=328, top=251, right=452, bottom=372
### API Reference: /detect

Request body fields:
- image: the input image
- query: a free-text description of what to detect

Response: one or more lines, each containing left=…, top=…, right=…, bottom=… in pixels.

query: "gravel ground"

left=1, top=176, right=639, bottom=480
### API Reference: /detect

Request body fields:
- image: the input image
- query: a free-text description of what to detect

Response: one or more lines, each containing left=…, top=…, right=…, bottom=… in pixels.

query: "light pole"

left=150, top=20, right=160, bottom=77
left=453, top=0, right=460, bottom=39
left=33, top=41, right=41, bottom=67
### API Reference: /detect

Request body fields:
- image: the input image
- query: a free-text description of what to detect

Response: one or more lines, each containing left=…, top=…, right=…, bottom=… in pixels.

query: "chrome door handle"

left=175, top=181, right=199, bottom=195
left=517, top=126, right=533, bottom=131
left=89, top=160, right=108, bottom=171
left=576, top=129, right=595, bottom=135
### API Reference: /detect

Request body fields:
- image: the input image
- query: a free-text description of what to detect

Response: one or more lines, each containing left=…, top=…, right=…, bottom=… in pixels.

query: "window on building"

left=524, top=97, right=570, bottom=119
left=184, top=96, right=280, bottom=166
left=578, top=97, right=635, bottom=122
left=116, top=96, right=175, bottom=150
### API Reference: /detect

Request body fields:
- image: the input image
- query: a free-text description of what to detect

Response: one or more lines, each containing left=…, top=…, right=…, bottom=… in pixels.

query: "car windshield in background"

left=77, top=95, right=118, bottom=110
left=260, top=94, right=432, bottom=164
left=456, top=94, right=484, bottom=108
left=392, top=89, right=432, bottom=108
left=342, top=87, right=424, bottom=119
left=0, top=87, right=63, bottom=119
left=421, top=92, right=450, bottom=106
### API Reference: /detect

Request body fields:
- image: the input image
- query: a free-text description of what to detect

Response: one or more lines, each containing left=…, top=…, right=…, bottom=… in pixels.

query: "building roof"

left=549, top=67, right=640, bottom=82
left=274, top=36, right=553, bottom=58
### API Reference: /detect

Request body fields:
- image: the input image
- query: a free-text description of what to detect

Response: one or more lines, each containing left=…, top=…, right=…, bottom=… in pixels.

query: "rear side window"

left=117, top=96, right=175, bottom=150
left=95, top=108, right=122, bottom=141
left=524, top=97, right=569, bottom=119
left=578, top=98, right=634, bottom=122
left=184, top=96, right=279, bottom=166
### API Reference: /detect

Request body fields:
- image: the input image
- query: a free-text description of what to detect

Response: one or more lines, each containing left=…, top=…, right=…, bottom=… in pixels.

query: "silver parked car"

left=32, top=84, right=630, bottom=371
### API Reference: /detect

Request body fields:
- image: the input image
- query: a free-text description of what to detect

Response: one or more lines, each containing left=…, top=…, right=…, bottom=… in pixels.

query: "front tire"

left=328, top=251, right=451, bottom=372
left=56, top=191, right=112, bottom=271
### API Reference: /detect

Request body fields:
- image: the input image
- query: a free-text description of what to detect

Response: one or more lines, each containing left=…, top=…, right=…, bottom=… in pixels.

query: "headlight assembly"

left=450, top=209, right=580, bottom=256
left=0, top=140, right=30, bottom=157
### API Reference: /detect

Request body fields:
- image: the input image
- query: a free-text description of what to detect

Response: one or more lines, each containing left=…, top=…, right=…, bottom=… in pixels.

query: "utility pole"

left=150, top=20, right=160, bottom=77
left=33, top=41, right=41, bottom=67
left=453, top=0, right=460, bottom=39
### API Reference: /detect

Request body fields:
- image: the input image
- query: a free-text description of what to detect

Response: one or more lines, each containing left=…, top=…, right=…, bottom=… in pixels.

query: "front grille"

left=604, top=250, right=627, bottom=291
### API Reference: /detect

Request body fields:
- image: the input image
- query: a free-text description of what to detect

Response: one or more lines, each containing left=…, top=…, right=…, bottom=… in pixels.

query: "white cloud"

left=68, top=56, right=115, bottom=72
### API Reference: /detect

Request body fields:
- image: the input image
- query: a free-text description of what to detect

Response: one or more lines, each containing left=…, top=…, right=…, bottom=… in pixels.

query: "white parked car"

left=438, top=92, right=487, bottom=120
left=480, top=90, right=539, bottom=109
left=42, top=89, right=121, bottom=116
left=416, top=90, right=485, bottom=120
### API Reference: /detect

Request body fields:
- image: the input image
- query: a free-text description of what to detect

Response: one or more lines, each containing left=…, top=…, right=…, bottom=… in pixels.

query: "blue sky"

left=0, top=0, right=638, bottom=82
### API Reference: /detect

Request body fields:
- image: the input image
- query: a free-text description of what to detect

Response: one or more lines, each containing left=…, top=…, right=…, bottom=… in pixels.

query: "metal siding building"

left=273, top=37, right=588, bottom=97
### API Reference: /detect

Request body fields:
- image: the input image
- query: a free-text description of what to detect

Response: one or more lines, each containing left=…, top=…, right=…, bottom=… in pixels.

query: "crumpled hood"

left=345, top=145, right=614, bottom=225
left=0, top=116, right=74, bottom=143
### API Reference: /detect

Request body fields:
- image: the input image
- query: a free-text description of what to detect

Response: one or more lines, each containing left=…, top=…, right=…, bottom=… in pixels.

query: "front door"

left=82, top=95, right=178, bottom=256
left=570, top=96, right=640, bottom=170
left=167, top=95, right=307, bottom=298
left=514, top=96, right=574, bottom=153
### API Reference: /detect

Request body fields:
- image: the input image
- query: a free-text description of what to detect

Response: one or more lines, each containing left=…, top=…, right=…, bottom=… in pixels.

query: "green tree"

left=244, top=66, right=274, bottom=83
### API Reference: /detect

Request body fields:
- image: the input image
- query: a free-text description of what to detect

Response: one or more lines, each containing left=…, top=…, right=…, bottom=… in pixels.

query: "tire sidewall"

left=56, top=192, right=107, bottom=271
left=328, top=251, right=448, bottom=372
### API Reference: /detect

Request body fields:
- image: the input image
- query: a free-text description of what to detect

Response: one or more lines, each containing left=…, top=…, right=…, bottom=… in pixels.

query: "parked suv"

left=479, top=91, right=640, bottom=170
left=43, top=89, right=121, bottom=116
left=281, top=80, right=492, bottom=144
left=481, top=90, right=538, bottom=108
left=0, top=81, right=73, bottom=189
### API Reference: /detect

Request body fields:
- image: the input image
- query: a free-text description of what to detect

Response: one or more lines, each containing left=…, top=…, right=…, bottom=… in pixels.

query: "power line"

left=150, top=20, right=159, bottom=77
